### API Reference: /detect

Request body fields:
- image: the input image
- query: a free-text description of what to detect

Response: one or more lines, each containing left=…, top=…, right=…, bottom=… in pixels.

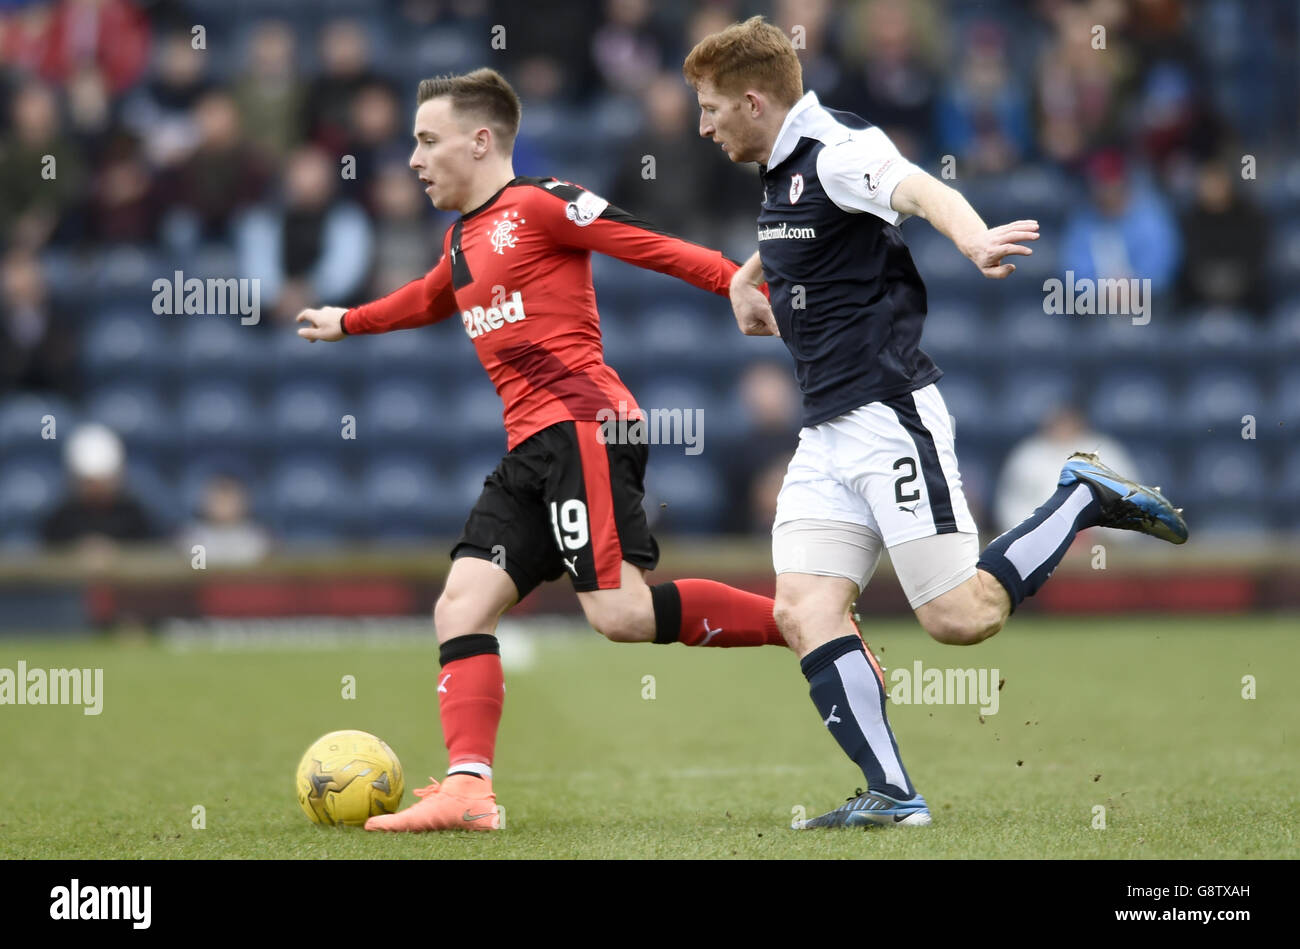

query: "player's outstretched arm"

left=890, top=172, right=1038, bottom=279
left=295, top=255, right=458, bottom=341
left=296, top=306, right=347, bottom=342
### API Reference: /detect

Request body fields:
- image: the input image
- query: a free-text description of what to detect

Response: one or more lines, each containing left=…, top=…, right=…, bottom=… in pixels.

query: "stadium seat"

left=85, top=383, right=171, bottom=454
left=1183, top=370, right=1263, bottom=431
left=1274, top=367, right=1300, bottom=427
left=179, top=318, right=266, bottom=384
left=991, top=303, right=1076, bottom=370
left=918, top=300, right=984, bottom=370
left=1087, top=371, right=1174, bottom=436
left=1276, top=445, right=1300, bottom=524
left=359, top=324, right=449, bottom=378
left=1178, top=308, right=1261, bottom=367
left=1181, top=442, right=1268, bottom=510
left=267, top=455, right=358, bottom=540
left=358, top=454, right=473, bottom=539
left=0, top=456, right=64, bottom=535
left=1266, top=297, right=1300, bottom=358
left=82, top=312, right=173, bottom=384
left=0, top=393, right=75, bottom=453
left=934, top=372, right=993, bottom=439
left=266, top=322, right=356, bottom=383
left=643, top=453, right=725, bottom=534
left=989, top=370, right=1076, bottom=438
left=177, top=382, right=263, bottom=450
left=268, top=380, right=350, bottom=447
left=357, top=378, right=444, bottom=449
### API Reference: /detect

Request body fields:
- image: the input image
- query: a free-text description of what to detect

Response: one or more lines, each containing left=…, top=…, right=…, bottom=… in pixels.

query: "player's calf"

left=913, top=570, right=1008, bottom=645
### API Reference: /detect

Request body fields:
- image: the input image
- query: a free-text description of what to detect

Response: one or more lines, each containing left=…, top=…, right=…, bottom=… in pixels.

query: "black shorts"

left=451, top=420, right=660, bottom=599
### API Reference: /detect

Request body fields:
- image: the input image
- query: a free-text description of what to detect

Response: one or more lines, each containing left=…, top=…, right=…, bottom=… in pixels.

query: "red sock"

left=437, top=652, right=504, bottom=775
left=658, top=578, right=785, bottom=647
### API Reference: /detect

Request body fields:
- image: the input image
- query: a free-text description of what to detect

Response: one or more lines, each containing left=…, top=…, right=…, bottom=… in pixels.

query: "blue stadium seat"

left=1277, top=445, right=1300, bottom=525
left=267, top=455, right=358, bottom=541
left=1266, top=297, right=1300, bottom=358
left=268, top=380, right=350, bottom=447
left=631, top=305, right=721, bottom=365
left=0, top=394, right=75, bottom=453
left=1274, top=367, right=1300, bottom=427
left=358, top=378, right=448, bottom=453
left=919, top=300, right=983, bottom=370
left=82, top=312, right=172, bottom=384
left=1183, top=370, right=1263, bottom=430
left=0, top=456, right=64, bottom=535
left=644, top=454, right=725, bottom=533
left=934, top=372, right=993, bottom=439
left=1088, top=371, right=1174, bottom=436
left=359, top=324, right=449, bottom=378
left=179, top=319, right=266, bottom=383
left=989, top=370, right=1077, bottom=438
left=359, top=455, right=453, bottom=538
left=177, top=382, right=263, bottom=450
left=445, top=380, right=508, bottom=447
left=1181, top=443, right=1268, bottom=510
left=1177, top=308, right=1261, bottom=367
left=625, top=378, right=723, bottom=454
left=1069, top=312, right=1174, bottom=369
left=266, top=322, right=357, bottom=384
left=85, top=383, right=171, bottom=454
left=991, top=303, right=1076, bottom=370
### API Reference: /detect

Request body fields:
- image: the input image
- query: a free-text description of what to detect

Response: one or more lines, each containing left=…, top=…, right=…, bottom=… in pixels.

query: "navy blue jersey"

left=757, top=92, right=941, bottom=427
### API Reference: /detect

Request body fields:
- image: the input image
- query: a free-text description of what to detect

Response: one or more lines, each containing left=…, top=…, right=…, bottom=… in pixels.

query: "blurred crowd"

left=1, top=0, right=1296, bottom=553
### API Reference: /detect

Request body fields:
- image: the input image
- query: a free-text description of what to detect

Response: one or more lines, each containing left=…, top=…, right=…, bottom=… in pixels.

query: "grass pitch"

left=1, top=615, right=1295, bottom=859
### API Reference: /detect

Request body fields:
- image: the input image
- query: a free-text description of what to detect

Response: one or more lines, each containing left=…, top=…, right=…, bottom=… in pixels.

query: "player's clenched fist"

left=296, top=306, right=348, bottom=342
left=730, top=283, right=779, bottom=336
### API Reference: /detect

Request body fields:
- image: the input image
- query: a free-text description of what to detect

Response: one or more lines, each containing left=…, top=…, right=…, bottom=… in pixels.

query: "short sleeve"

left=816, top=127, right=924, bottom=224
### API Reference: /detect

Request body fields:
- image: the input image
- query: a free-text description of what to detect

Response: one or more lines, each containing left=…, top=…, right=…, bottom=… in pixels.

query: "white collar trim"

left=764, top=91, right=820, bottom=169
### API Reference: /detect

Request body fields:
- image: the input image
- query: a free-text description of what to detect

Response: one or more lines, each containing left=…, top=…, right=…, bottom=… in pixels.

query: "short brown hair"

left=683, top=16, right=803, bottom=107
left=417, top=68, right=521, bottom=152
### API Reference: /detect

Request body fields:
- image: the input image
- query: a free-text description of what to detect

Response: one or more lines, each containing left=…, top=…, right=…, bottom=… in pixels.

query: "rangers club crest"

left=487, top=210, right=525, bottom=255
left=789, top=173, right=804, bottom=204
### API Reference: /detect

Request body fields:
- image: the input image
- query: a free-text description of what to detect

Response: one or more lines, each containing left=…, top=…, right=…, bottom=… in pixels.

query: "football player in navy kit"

left=685, top=17, right=1187, bottom=828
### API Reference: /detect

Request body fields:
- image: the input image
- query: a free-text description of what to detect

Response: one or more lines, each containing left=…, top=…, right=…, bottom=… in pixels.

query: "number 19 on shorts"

left=549, top=499, right=589, bottom=552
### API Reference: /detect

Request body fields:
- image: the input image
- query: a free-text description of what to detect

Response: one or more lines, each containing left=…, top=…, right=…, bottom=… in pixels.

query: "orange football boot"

left=364, top=774, right=501, bottom=832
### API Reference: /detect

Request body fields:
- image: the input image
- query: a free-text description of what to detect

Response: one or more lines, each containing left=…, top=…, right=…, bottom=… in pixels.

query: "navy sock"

left=800, top=635, right=914, bottom=800
left=977, top=482, right=1101, bottom=611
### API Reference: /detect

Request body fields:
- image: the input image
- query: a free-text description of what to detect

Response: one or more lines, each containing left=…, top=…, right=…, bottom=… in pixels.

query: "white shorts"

left=772, top=383, right=980, bottom=606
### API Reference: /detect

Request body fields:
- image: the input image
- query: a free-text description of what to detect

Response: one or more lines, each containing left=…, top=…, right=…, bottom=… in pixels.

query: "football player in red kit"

left=296, top=68, right=785, bottom=832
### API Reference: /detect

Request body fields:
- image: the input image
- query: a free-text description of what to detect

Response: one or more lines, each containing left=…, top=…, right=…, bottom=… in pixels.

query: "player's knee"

left=433, top=590, right=489, bottom=641
left=773, top=594, right=835, bottom=653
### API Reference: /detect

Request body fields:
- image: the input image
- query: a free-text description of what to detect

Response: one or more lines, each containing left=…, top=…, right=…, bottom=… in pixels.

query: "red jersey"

left=343, top=176, right=739, bottom=449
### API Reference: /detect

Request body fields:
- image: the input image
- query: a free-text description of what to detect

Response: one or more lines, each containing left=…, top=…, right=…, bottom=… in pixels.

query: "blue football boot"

left=1059, top=451, right=1188, bottom=544
left=795, top=788, right=932, bottom=829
